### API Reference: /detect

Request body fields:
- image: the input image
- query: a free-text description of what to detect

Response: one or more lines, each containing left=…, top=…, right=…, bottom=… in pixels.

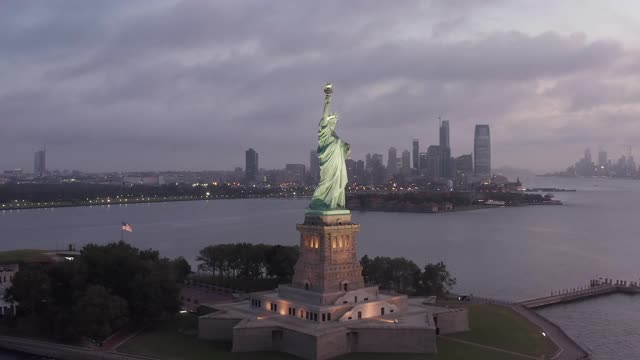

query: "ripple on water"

left=537, top=293, right=640, bottom=360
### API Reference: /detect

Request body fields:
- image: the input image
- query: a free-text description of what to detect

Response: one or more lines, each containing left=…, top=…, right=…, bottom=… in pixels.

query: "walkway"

left=456, top=295, right=590, bottom=360
left=440, top=336, right=538, bottom=359
left=521, top=283, right=640, bottom=309
left=510, top=304, right=589, bottom=360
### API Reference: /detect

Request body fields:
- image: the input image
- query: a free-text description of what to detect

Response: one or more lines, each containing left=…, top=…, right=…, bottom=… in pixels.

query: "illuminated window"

left=332, top=238, right=337, bottom=248
left=339, top=236, right=343, bottom=247
left=345, top=236, right=350, bottom=247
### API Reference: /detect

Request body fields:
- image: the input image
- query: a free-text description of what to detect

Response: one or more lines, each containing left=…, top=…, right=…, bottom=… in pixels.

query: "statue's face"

left=327, top=115, right=337, bottom=129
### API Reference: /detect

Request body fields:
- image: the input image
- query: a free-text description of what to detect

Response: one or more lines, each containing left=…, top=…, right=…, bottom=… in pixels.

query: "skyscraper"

left=245, top=148, right=259, bottom=182
left=371, top=153, right=383, bottom=167
left=439, top=120, right=450, bottom=149
left=439, top=119, right=452, bottom=178
left=33, top=149, right=46, bottom=177
left=419, top=152, right=429, bottom=171
left=598, top=148, right=608, bottom=167
left=401, top=150, right=411, bottom=170
left=370, top=153, right=385, bottom=185
left=309, top=149, right=320, bottom=184
left=455, top=154, right=473, bottom=184
left=285, top=164, right=306, bottom=184
left=474, top=125, right=491, bottom=177
left=387, top=147, right=398, bottom=175
left=412, top=139, right=419, bottom=169
left=345, top=159, right=357, bottom=183
left=355, top=160, right=365, bottom=183
left=426, top=145, right=442, bottom=178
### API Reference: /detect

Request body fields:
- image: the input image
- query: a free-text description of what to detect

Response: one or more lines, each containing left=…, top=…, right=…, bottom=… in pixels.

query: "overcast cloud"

left=2, top=0, right=640, bottom=172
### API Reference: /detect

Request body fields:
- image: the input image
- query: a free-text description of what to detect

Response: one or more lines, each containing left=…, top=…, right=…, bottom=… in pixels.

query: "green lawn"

left=451, top=304, right=557, bottom=357
left=117, top=315, right=297, bottom=360
left=118, top=315, right=527, bottom=360
left=341, top=337, right=525, bottom=360
left=0, top=249, right=48, bottom=264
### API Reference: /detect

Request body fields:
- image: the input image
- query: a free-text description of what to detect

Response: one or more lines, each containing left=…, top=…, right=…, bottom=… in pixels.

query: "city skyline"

left=3, top=1, right=640, bottom=172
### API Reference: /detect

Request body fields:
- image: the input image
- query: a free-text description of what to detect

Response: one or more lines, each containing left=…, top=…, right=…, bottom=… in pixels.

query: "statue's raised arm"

left=320, top=83, right=333, bottom=126
left=309, top=83, right=350, bottom=212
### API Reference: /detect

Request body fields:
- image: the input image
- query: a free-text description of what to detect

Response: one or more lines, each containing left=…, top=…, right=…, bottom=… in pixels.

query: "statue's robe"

left=309, top=117, right=350, bottom=210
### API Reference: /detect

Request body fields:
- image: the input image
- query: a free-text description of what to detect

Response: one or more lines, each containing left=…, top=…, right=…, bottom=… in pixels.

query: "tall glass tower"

left=474, top=125, right=491, bottom=177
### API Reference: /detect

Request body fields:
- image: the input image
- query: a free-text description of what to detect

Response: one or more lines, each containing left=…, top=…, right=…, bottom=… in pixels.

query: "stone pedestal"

left=292, top=212, right=365, bottom=293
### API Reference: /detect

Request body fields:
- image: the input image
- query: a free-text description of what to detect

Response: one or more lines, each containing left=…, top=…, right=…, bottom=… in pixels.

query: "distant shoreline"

left=0, top=195, right=312, bottom=211
left=348, top=201, right=562, bottom=215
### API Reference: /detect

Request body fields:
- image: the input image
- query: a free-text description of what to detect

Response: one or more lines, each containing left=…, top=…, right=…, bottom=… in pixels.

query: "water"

left=538, top=294, right=640, bottom=360
left=0, top=176, right=638, bottom=359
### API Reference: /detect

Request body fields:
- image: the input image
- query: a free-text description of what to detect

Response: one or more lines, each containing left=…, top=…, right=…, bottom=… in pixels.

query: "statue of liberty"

left=309, top=83, right=351, bottom=211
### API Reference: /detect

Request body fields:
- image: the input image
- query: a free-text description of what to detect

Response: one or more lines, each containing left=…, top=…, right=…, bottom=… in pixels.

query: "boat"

left=485, top=200, right=506, bottom=206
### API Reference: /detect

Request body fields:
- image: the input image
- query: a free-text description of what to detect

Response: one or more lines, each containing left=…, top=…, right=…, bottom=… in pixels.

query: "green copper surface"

left=309, top=83, right=351, bottom=211
left=304, top=208, right=351, bottom=216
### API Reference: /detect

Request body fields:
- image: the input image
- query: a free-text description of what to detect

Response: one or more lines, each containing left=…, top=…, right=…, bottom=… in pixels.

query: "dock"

left=521, top=278, right=640, bottom=309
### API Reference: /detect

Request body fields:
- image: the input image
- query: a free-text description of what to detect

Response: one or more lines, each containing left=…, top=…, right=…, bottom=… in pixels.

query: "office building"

left=598, top=149, right=607, bottom=167
left=345, top=159, right=357, bottom=184
left=355, top=160, right=365, bottom=184
left=371, top=153, right=383, bottom=167
left=439, top=120, right=450, bottom=149
left=401, top=150, right=411, bottom=170
left=33, top=149, right=46, bottom=177
left=412, top=139, right=420, bottom=169
left=426, top=145, right=442, bottom=178
left=473, top=125, right=491, bottom=177
left=285, top=164, right=306, bottom=184
left=245, top=148, right=259, bottom=182
left=387, top=147, right=398, bottom=175
left=419, top=152, right=429, bottom=171
left=455, top=154, right=473, bottom=184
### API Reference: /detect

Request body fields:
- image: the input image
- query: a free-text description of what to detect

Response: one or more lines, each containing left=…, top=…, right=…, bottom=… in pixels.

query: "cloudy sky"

left=2, top=0, right=640, bottom=172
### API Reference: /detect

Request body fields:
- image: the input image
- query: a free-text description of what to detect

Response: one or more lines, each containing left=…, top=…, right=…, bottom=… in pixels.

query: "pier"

left=521, top=278, right=640, bottom=309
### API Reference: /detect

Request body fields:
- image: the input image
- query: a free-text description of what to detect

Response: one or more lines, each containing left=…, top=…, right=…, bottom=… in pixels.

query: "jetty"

left=521, top=278, right=640, bottom=309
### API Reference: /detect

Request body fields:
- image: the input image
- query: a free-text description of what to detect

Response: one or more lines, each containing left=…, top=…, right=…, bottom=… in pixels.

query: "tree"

left=73, top=285, right=128, bottom=343
left=361, top=255, right=456, bottom=297
left=171, top=257, right=192, bottom=283
left=417, top=261, right=456, bottom=297
left=7, top=241, right=182, bottom=340
left=265, top=245, right=299, bottom=280
left=4, top=264, right=51, bottom=316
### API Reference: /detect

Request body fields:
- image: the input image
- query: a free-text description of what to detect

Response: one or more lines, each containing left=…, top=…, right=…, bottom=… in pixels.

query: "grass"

left=0, top=249, right=48, bottom=264
left=342, top=337, right=526, bottom=360
left=118, top=315, right=528, bottom=360
left=117, top=314, right=297, bottom=360
left=451, top=304, right=557, bottom=357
